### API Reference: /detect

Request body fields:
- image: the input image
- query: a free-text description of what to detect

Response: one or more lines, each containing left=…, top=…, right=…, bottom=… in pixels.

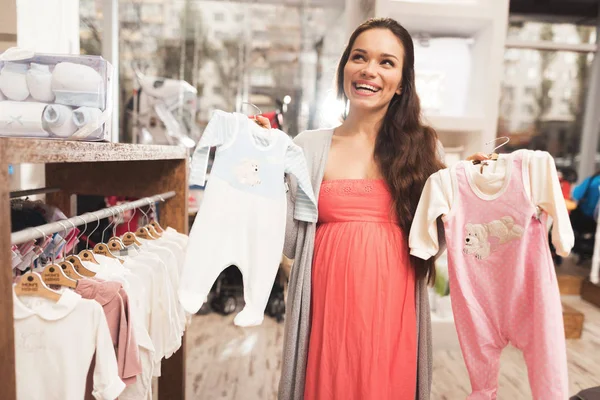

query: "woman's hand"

left=255, top=115, right=271, bottom=129
left=466, top=152, right=490, bottom=162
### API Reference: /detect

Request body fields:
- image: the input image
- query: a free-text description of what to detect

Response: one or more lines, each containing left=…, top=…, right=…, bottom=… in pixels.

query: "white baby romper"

left=179, top=111, right=317, bottom=327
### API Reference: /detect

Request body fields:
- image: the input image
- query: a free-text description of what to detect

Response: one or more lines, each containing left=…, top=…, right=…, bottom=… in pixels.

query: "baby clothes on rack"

left=180, top=110, right=317, bottom=327
left=75, top=278, right=143, bottom=385
left=13, top=290, right=125, bottom=400
left=409, top=150, right=572, bottom=399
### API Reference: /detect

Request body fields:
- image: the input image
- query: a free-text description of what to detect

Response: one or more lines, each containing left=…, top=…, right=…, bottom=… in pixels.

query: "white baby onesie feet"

left=0, top=62, right=30, bottom=101
left=26, top=63, right=54, bottom=102
left=43, top=104, right=77, bottom=137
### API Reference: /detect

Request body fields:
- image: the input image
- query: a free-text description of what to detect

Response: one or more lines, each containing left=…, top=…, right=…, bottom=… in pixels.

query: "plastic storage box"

left=0, top=48, right=114, bottom=141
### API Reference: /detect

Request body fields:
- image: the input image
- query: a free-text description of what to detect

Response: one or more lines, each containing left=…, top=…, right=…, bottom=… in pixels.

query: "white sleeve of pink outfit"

left=409, top=168, right=452, bottom=260
left=524, top=150, right=575, bottom=257
left=409, top=150, right=575, bottom=260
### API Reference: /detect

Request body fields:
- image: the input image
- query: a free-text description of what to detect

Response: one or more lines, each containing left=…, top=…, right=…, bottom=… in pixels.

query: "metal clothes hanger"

left=473, top=136, right=510, bottom=172
left=59, top=220, right=85, bottom=279
left=93, top=209, right=120, bottom=260
left=40, top=224, right=78, bottom=289
left=108, top=206, right=126, bottom=252
left=148, top=197, right=165, bottom=234
left=122, top=207, right=143, bottom=247
left=67, top=216, right=96, bottom=277
left=79, top=213, right=101, bottom=265
left=242, top=101, right=263, bottom=124
left=144, top=199, right=162, bottom=238
left=135, top=204, right=157, bottom=240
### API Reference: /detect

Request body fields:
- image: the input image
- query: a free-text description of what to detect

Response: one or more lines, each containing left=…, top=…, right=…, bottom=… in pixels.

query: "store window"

left=498, top=21, right=596, bottom=168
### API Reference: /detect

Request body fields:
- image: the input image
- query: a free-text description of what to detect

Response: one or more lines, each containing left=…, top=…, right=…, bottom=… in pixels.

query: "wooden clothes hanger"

left=144, top=199, right=162, bottom=238
left=135, top=204, right=157, bottom=240
left=38, top=226, right=78, bottom=289
left=14, top=271, right=62, bottom=302
left=93, top=209, right=122, bottom=262
left=14, top=244, right=62, bottom=302
left=117, top=206, right=142, bottom=247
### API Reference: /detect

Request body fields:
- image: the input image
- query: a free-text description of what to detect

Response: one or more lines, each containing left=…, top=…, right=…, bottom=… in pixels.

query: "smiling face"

left=342, top=28, right=405, bottom=113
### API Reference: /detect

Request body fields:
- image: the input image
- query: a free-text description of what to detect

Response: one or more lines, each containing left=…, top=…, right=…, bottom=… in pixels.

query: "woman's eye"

left=382, top=59, right=395, bottom=67
left=352, top=54, right=365, bottom=61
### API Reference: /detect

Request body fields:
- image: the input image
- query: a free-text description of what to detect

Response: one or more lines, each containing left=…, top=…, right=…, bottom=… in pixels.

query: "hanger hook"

left=74, top=216, right=87, bottom=255
left=57, top=221, right=70, bottom=261
left=485, top=136, right=510, bottom=153
left=115, top=205, right=126, bottom=237
left=128, top=207, right=136, bottom=233
left=242, top=101, right=262, bottom=118
left=101, top=209, right=117, bottom=243
left=64, top=219, right=79, bottom=257
left=86, top=213, right=102, bottom=249
left=32, top=227, right=47, bottom=271
left=139, top=203, right=150, bottom=226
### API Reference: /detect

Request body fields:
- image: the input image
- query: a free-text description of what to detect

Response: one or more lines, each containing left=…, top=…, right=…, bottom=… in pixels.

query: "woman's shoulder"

left=292, top=127, right=335, bottom=149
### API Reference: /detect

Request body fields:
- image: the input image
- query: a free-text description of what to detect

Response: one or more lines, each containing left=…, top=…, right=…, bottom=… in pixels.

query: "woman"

left=279, top=18, right=485, bottom=400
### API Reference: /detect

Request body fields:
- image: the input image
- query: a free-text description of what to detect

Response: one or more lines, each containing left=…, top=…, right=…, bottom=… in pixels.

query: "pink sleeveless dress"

left=304, top=179, right=416, bottom=400
left=444, top=153, right=568, bottom=399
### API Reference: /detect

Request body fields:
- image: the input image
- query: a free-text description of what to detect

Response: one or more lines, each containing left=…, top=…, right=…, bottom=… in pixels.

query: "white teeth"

left=355, top=83, right=379, bottom=92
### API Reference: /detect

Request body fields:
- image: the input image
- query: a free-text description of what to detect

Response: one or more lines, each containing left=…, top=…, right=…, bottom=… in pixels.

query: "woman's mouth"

left=352, top=81, right=381, bottom=96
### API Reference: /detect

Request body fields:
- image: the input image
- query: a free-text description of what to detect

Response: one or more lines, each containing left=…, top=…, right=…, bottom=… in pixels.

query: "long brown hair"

left=336, top=18, right=445, bottom=282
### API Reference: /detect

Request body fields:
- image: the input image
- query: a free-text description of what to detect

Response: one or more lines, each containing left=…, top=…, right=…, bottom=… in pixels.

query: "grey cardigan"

left=279, top=128, right=433, bottom=400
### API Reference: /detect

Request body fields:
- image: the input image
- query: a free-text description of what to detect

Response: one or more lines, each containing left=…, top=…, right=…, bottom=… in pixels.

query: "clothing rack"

left=0, top=138, right=189, bottom=400
left=10, top=187, right=60, bottom=199
left=11, top=190, right=176, bottom=245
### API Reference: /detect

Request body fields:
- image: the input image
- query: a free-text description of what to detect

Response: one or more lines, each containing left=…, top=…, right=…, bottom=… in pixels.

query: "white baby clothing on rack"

left=180, top=110, right=317, bottom=326
left=0, top=62, right=30, bottom=101
left=13, top=289, right=125, bottom=400
left=26, top=62, right=54, bottom=102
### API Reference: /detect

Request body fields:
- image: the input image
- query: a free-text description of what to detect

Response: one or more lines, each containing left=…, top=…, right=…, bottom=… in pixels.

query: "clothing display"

left=180, top=110, right=317, bottom=327
left=10, top=196, right=189, bottom=400
left=0, top=101, right=49, bottom=136
left=0, top=48, right=113, bottom=141
left=73, top=106, right=103, bottom=128
left=280, top=129, right=434, bottom=400
left=51, top=61, right=105, bottom=109
left=43, top=104, right=77, bottom=137
left=13, top=290, right=125, bottom=400
left=304, top=179, right=416, bottom=400
left=409, top=150, right=573, bottom=399
left=26, top=62, right=54, bottom=102
left=0, top=61, right=30, bottom=101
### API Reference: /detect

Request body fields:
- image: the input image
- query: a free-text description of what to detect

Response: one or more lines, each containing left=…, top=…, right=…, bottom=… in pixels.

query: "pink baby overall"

left=443, top=153, right=568, bottom=399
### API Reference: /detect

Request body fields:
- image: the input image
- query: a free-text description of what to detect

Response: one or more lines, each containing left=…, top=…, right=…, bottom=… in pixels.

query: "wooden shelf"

left=0, top=138, right=187, bottom=164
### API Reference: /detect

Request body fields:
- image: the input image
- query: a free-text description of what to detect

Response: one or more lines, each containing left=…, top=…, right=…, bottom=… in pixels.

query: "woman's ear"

left=396, top=85, right=402, bottom=96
